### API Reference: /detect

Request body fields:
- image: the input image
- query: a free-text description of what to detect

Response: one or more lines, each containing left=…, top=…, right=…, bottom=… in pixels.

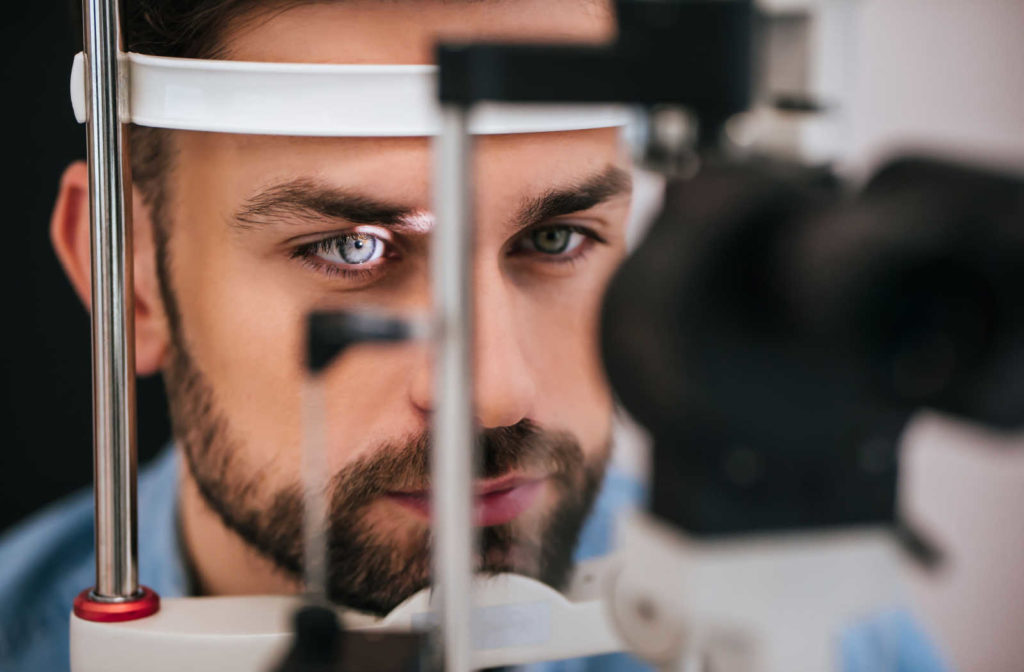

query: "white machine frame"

left=72, top=565, right=626, bottom=672
left=68, top=52, right=630, bottom=137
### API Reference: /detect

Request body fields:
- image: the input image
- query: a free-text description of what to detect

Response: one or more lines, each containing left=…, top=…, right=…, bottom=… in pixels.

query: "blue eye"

left=313, top=232, right=385, bottom=265
left=526, top=226, right=586, bottom=255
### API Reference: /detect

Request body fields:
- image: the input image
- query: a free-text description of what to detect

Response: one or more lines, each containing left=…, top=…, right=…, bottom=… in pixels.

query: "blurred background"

left=0, top=3, right=169, bottom=534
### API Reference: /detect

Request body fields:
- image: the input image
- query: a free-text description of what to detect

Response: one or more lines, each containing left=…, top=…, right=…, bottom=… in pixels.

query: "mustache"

left=328, top=419, right=584, bottom=508
left=310, top=418, right=593, bottom=612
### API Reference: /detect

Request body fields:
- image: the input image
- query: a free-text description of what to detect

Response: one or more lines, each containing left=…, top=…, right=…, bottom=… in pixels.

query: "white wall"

left=844, top=0, right=1024, bottom=176
left=901, top=415, right=1024, bottom=672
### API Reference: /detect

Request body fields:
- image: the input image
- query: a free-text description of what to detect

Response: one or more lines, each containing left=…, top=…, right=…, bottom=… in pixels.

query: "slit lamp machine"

left=67, top=0, right=1024, bottom=670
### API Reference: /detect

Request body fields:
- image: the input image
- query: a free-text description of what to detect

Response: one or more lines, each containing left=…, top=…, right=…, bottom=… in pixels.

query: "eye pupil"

left=339, top=233, right=378, bottom=264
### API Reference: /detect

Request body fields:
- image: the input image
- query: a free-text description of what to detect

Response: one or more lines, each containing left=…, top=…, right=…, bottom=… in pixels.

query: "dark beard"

left=163, top=323, right=607, bottom=615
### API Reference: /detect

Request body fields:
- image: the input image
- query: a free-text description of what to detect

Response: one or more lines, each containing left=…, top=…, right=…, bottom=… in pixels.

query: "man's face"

left=158, top=1, right=631, bottom=613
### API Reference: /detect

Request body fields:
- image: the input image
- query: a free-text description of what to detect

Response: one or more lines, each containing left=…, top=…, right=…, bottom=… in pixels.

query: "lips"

left=385, top=475, right=545, bottom=527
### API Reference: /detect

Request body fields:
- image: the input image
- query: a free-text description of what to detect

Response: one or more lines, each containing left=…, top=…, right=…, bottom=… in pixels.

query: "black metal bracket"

left=307, top=311, right=418, bottom=374
left=437, top=0, right=754, bottom=140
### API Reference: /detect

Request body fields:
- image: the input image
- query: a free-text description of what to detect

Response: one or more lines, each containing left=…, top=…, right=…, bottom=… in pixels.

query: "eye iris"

left=533, top=228, right=571, bottom=254
left=339, top=233, right=378, bottom=264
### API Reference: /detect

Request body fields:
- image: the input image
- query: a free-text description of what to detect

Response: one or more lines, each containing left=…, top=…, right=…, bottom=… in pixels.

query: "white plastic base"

left=70, top=565, right=623, bottom=672
left=614, top=513, right=906, bottom=672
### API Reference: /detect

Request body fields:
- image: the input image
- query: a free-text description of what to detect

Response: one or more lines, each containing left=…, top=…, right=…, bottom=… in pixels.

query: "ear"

left=51, top=161, right=171, bottom=376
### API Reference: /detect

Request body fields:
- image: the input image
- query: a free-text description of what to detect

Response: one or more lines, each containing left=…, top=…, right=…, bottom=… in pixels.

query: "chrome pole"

left=82, top=0, right=139, bottom=600
left=431, top=106, right=477, bottom=671
left=302, top=374, right=329, bottom=600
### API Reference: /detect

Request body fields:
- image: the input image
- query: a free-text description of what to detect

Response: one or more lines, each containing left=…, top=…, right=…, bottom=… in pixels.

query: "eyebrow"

left=233, top=178, right=427, bottom=233
left=512, top=164, right=632, bottom=234
left=233, top=163, right=632, bottom=235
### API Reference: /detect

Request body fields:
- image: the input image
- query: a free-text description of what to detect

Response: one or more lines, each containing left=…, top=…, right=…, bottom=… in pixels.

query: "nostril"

left=474, top=373, right=536, bottom=430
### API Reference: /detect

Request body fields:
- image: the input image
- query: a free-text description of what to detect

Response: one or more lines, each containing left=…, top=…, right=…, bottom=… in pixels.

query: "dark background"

left=0, top=4, right=169, bottom=533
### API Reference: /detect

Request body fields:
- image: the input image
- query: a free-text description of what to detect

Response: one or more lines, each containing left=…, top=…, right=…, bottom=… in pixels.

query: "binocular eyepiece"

left=601, top=156, right=1024, bottom=535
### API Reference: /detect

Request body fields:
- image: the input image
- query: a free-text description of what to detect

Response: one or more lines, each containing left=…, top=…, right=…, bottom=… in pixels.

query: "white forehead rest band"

left=70, top=52, right=630, bottom=137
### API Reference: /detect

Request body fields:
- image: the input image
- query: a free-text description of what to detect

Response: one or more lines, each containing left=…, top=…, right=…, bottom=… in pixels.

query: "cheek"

left=316, top=343, right=426, bottom=470
left=173, top=226, right=308, bottom=473
left=521, top=276, right=615, bottom=449
left=167, top=216, right=428, bottom=478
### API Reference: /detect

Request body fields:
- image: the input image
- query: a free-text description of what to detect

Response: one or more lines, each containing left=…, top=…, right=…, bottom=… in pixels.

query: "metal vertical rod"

left=83, top=0, right=139, bottom=600
left=303, top=375, right=329, bottom=600
left=431, top=106, right=477, bottom=672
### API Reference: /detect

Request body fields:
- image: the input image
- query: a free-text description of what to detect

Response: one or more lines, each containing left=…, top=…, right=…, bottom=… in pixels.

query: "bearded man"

left=1, top=2, right=646, bottom=670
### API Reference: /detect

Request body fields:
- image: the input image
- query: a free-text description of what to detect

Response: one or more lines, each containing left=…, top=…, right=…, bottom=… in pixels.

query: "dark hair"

left=73, top=1, right=307, bottom=221
left=73, top=0, right=290, bottom=57
left=129, top=1, right=317, bottom=58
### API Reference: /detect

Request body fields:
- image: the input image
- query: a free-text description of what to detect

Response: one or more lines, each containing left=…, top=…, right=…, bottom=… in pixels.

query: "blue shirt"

left=0, top=448, right=949, bottom=672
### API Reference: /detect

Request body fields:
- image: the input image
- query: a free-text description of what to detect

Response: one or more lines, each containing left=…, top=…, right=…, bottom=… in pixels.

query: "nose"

left=409, top=270, right=536, bottom=429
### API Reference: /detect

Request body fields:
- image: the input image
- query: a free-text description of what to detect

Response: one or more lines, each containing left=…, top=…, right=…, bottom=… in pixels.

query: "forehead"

left=176, top=128, right=626, bottom=220
left=172, top=1, right=624, bottom=213
left=223, top=0, right=615, bottom=64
